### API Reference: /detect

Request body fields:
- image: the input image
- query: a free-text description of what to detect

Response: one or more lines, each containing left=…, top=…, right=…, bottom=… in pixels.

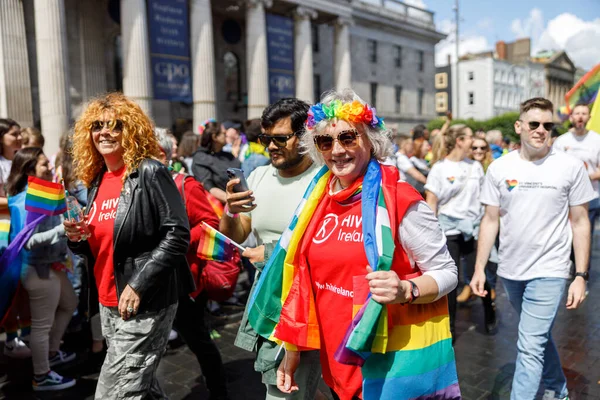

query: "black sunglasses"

left=471, top=146, right=488, bottom=151
left=519, top=120, right=554, bottom=132
left=258, top=132, right=298, bottom=148
left=313, top=130, right=361, bottom=153
left=91, top=120, right=124, bottom=133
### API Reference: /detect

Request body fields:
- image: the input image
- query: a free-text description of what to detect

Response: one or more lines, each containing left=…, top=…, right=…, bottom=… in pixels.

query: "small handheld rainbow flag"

left=25, top=177, right=67, bottom=216
left=197, top=222, right=244, bottom=262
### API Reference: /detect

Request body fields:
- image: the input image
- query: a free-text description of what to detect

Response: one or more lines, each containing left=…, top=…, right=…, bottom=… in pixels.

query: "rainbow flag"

left=0, top=210, right=10, bottom=253
left=565, top=64, right=600, bottom=115
left=197, top=222, right=242, bottom=262
left=25, top=177, right=66, bottom=216
left=248, top=161, right=460, bottom=399
left=587, top=90, right=600, bottom=133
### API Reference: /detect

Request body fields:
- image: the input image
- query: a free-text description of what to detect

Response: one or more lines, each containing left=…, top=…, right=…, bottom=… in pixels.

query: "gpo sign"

left=154, top=62, right=190, bottom=82
left=270, top=75, right=294, bottom=93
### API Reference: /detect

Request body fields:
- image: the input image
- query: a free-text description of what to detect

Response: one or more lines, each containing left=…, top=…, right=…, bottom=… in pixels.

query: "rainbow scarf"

left=248, top=160, right=460, bottom=399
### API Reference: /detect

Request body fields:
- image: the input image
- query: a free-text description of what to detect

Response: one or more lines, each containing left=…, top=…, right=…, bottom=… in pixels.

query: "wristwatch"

left=575, top=272, right=589, bottom=281
left=407, top=280, right=420, bottom=304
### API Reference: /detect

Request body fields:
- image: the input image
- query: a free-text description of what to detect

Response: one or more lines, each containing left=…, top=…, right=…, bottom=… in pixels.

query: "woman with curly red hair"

left=64, top=92, right=192, bottom=399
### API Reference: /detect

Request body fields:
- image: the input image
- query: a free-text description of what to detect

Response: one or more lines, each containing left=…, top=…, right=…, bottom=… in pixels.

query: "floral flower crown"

left=198, top=118, right=217, bottom=135
left=306, top=100, right=385, bottom=130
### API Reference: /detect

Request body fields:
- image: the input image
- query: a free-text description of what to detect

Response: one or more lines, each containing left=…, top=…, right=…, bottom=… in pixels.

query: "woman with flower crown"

left=246, top=89, right=460, bottom=400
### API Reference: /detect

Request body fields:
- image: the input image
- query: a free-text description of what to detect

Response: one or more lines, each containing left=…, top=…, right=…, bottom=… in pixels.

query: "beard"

left=271, top=149, right=305, bottom=171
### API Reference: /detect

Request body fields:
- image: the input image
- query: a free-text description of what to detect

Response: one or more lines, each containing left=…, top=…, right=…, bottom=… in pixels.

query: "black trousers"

left=331, top=388, right=361, bottom=400
left=172, top=293, right=228, bottom=397
left=445, top=234, right=476, bottom=337
left=446, top=234, right=494, bottom=338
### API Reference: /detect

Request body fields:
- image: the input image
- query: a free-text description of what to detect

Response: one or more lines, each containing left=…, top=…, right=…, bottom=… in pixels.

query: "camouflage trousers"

left=96, top=303, right=177, bottom=399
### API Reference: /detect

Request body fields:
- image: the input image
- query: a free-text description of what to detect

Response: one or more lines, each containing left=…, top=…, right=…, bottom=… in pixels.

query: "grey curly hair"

left=300, top=89, right=394, bottom=165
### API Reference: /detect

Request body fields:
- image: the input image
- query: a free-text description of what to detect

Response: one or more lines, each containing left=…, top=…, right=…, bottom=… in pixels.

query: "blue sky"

left=414, top=0, right=600, bottom=69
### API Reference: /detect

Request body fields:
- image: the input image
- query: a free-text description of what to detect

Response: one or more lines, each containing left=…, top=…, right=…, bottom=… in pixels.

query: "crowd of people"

left=0, top=90, right=595, bottom=400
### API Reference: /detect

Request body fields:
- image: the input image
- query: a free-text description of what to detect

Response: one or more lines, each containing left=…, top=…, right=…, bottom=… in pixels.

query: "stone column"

left=34, top=0, right=70, bottom=156
left=78, top=0, right=108, bottom=102
left=246, top=0, right=272, bottom=119
left=191, top=0, right=217, bottom=131
left=120, top=0, right=153, bottom=117
left=294, top=7, right=317, bottom=103
left=334, top=17, right=352, bottom=91
left=0, top=0, right=34, bottom=127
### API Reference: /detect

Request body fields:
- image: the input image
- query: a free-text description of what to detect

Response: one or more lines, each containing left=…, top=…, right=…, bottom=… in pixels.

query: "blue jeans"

left=502, top=278, right=569, bottom=400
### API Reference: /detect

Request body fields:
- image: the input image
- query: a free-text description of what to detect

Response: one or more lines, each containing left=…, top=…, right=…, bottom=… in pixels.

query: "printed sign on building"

left=147, top=0, right=192, bottom=103
left=266, top=14, right=295, bottom=103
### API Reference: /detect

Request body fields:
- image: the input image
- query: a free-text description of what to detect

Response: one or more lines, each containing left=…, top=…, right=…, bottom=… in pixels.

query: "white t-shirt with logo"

left=481, top=149, right=597, bottom=281
left=425, top=158, right=484, bottom=225
left=553, top=130, right=600, bottom=192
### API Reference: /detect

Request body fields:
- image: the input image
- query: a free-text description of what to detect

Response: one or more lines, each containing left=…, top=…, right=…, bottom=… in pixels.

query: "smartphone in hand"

left=227, top=168, right=254, bottom=206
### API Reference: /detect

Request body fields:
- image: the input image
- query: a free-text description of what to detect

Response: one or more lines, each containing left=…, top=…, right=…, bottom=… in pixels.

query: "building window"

left=435, top=92, right=448, bottom=113
left=435, top=73, right=447, bottom=89
left=468, top=71, right=474, bottom=81
left=395, top=86, right=402, bottom=113
left=370, top=82, right=378, bottom=108
left=368, top=40, right=377, bottom=63
left=224, top=51, right=240, bottom=102
left=395, top=46, right=402, bottom=68
left=418, top=50, right=424, bottom=72
left=314, top=74, right=321, bottom=103
left=468, top=92, right=474, bottom=105
left=311, top=24, right=319, bottom=53
left=417, top=88, right=424, bottom=115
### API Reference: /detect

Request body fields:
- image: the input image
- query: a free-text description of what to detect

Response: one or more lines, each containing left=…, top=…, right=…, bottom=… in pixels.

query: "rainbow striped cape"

left=248, top=160, right=460, bottom=399
left=0, top=178, right=67, bottom=323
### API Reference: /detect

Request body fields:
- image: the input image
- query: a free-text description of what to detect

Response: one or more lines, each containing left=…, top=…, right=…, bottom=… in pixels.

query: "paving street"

left=1, top=242, right=600, bottom=400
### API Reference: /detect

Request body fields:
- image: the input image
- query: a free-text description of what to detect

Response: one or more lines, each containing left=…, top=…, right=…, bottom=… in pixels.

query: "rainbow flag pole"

left=197, top=222, right=245, bottom=262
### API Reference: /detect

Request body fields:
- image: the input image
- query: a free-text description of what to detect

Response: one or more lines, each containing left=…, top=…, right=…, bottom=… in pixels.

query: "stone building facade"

left=0, top=0, right=444, bottom=155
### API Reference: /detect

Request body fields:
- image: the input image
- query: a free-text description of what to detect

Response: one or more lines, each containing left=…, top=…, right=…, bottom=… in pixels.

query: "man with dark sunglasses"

left=220, top=98, right=321, bottom=400
left=553, top=104, right=600, bottom=236
left=471, top=97, right=596, bottom=400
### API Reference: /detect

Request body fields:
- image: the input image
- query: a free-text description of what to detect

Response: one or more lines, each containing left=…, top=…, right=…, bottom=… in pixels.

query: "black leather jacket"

left=70, top=159, right=193, bottom=314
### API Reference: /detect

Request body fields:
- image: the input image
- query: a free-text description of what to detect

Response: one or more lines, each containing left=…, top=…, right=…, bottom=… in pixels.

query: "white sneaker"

left=168, top=329, right=178, bottom=341
left=3, top=337, right=31, bottom=359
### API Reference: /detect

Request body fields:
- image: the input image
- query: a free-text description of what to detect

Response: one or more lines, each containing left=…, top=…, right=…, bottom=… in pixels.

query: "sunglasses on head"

left=91, top=120, right=124, bottom=133
left=519, top=120, right=554, bottom=132
left=313, top=130, right=361, bottom=153
left=258, top=132, right=298, bottom=148
left=472, top=146, right=487, bottom=151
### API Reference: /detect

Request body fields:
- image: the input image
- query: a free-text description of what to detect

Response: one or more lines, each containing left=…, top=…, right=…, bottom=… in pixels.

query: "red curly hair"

left=73, top=92, right=160, bottom=186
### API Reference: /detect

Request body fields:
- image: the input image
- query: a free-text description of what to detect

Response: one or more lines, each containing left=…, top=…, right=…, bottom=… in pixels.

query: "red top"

left=175, top=175, right=220, bottom=298
left=303, top=173, right=424, bottom=400
left=87, top=166, right=126, bottom=307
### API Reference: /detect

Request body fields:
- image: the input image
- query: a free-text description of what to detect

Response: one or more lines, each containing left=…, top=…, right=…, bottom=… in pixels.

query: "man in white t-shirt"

left=471, top=97, right=596, bottom=400
left=220, top=98, right=321, bottom=400
left=553, top=104, right=600, bottom=234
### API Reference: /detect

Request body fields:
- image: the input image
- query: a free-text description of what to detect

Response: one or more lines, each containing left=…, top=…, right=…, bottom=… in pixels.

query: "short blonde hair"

left=300, top=89, right=393, bottom=165
left=73, top=92, right=160, bottom=186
